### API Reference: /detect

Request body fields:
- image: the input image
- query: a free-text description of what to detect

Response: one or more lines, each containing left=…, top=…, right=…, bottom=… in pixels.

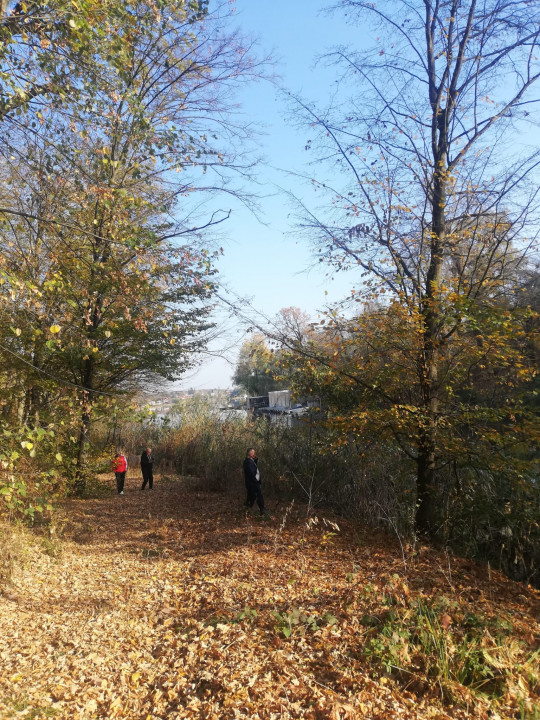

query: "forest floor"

left=0, top=474, right=538, bottom=720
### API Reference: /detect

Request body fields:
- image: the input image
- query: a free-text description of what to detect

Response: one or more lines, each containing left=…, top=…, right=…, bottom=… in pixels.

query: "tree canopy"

left=0, top=0, right=261, bottom=496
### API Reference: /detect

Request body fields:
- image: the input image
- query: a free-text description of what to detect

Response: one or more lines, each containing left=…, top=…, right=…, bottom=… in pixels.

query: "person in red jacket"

left=111, top=450, right=128, bottom=495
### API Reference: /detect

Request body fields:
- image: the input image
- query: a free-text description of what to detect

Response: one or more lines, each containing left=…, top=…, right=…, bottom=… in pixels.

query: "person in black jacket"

left=140, top=447, right=154, bottom=490
left=243, top=447, right=265, bottom=515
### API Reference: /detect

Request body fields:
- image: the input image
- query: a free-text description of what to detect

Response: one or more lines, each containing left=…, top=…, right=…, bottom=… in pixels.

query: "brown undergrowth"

left=0, top=473, right=538, bottom=719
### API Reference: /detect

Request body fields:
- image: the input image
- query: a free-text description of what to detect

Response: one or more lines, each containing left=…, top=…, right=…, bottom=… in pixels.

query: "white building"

left=268, top=390, right=291, bottom=409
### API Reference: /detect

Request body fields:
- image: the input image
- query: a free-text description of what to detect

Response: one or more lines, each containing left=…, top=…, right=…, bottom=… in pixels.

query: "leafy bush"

left=0, top=424, right=64, bottom=523
left=445, top=466, right=540, bottom=586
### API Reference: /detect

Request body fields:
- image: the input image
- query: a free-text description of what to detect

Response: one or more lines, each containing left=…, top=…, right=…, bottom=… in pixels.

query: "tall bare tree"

left=293, top=0, right=540, bottom=535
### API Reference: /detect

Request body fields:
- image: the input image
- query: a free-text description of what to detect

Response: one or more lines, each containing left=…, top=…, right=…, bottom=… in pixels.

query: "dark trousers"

left=115, top=471, right=126, bottom=494
left=141, top=467, right=153, bottom=489
left=246, top=481, right=264, bottom=513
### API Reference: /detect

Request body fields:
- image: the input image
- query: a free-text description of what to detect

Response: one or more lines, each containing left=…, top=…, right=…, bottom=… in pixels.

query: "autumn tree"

left=233, top=333, right=281, bottom=397
left=0, top=0, right=147, bottom=122
left=0, top=0, right=262, bottom=493
left=273, top=307, right=313, bottom=347
left=291, top=0, right=540, bottom=537
left=0, top=138, right=216, bottom=470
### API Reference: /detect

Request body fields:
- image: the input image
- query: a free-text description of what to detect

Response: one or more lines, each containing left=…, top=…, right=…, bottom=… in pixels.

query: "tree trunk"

left=416, top=300, right=441, bottom=537
left=415, top=430, right=437, bottom=536
left=415, top=149, right=446, bottom=536
left=75, top=407, right=91, bottom=494
left=74, top=356, right=94, bottom=494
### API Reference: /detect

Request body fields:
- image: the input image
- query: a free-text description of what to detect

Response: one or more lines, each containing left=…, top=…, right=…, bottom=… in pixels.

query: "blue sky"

left=180, top=0, right=540, bottom=391
left=180, top=0, right=369, bottom=389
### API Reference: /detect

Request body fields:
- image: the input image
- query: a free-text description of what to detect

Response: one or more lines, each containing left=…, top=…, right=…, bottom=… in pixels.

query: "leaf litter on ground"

left=0, top=474, right=538, bottom=719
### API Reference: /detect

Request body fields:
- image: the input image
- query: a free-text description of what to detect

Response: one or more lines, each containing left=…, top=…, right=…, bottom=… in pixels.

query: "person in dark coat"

left=140, top=447, right=154, bottom=490
left=243, top=447, right=265, bottom=515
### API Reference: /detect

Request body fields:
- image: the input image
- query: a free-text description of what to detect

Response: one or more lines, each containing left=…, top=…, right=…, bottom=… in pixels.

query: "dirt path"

left=1, top=475, right=538, bottom=719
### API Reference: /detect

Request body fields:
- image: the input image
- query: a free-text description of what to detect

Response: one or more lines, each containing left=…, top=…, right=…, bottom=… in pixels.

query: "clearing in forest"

left=0, top=475, right=538, bottom=719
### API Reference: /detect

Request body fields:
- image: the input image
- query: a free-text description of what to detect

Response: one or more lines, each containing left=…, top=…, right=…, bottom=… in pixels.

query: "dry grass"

left=0, top=521, right=26, bottom=592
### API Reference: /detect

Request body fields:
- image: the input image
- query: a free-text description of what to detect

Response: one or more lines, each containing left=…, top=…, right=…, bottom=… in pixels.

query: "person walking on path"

left=111, top=450, right=128, bottom=495
left=243, top=447, right=265, bottom=515
left=140, top=447, right=154, bottom=490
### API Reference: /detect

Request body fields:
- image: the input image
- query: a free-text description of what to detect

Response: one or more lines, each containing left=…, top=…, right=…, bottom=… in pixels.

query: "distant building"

left=268, top=390, right=291, bottom=409
left=246, top=395, right=269, bottom=411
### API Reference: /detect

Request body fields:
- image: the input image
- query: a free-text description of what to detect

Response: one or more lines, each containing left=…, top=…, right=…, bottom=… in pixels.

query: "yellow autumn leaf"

left=50, top=325, right=61, bottom=334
